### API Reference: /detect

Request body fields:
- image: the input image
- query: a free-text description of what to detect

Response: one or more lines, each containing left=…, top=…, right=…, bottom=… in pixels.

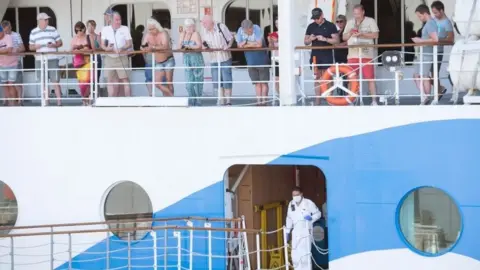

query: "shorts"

left=310, top=52, right=335, bottom=70
left=211, top=59, right=233, bottom=89
left=414, top=54, right=433, bottom=77
left=15, top=62, right=23, bottom=83
left=430, top=52, right=443, bottom=78
left=104, top=55, right=130, bottom=80
left=154, top=56, right=176, bottom=71
left=145, top=63, right=167, bottom=83
left=348, top=58, right=375, bottom=79
left=247, top=67, right=270, bottom=83
left=0, top=66, right=18, bottom=83
left=35, top=59, right=61, bottom=82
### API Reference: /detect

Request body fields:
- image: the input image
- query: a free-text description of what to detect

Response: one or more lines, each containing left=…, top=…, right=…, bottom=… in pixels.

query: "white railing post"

left=44, top=55, right=50, bottom=105
left=217, top=57, right=221, bottom=106
left=187, top=220, right=193, bottom=270
left=164, top=222, right=168, bottom=270
left=174, top=231, right=182, bottom=270
left=394, top=70, right=400, bottom=105
left=40, top=54, right=46, bottom=107
left=205, top=222, right=212, bottom=270
left=106, top=232, right=110, bottom=269
left=152, top=230, right=158, bottom=269
left=271, top=52, right=276, bottom=105
left=68, top=233, right=72, bottom=270
left=283, top=227, right=289, bottom=270
left=10, top=237, right=14, bottom=270
left=127, top=232, right=131, bottom=270
left=241, top=216, right=251, bottom=270
left=94, top=53, right=99, bottom=100
left=50, top=227, right=54, bottom=270
left=358, top=48, right=364, bottom=105
left=419, top=46, right=424, bottom=103
left=89, top=53, right=95, bottom=103
left=433, top=45, right=439, bottom=104
left=255, top=233, right=261, bottom=270
left=152, top=52, right=156, bottom=97
left=299, top=50, right=306, bottom=105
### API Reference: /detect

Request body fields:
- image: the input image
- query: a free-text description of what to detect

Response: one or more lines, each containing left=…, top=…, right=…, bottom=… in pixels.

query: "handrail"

left=0, top=42, right=455, bottom=57
left=0, top=216, right=241, bottom=231
left=0, top=224, right=260, bottom=238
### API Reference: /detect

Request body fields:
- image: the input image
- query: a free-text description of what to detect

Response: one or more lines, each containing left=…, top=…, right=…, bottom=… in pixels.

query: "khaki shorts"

left=104, top=56, right=130, bottom=80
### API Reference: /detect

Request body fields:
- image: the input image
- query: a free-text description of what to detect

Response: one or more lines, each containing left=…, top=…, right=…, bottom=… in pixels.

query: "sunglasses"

left=75, top=28, right=85, bottom=32
left=336, top=20, right=345, bottom=23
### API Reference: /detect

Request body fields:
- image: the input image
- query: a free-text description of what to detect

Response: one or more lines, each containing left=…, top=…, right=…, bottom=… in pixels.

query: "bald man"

left=201, top=15, right=235, bottom=105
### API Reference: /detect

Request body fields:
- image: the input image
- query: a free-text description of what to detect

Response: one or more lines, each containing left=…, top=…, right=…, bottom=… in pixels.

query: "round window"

left=397, top=187, right=461, bottom=256
left=104, top=181, right=153, bottom=241
left=0, top=181, right=18, bottom=235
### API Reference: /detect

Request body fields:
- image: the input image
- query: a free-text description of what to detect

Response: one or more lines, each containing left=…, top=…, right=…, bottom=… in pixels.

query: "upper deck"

left=0, top=0, right=478, bottom=107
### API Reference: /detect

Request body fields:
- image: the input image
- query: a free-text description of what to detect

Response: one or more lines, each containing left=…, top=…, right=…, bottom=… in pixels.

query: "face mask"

left=293, top=195, right=302, bottom=203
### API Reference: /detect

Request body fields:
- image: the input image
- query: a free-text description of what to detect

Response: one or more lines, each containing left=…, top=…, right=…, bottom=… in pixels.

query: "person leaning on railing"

left=29, top=12, right=63, bottom=106
left=178, top=18, right=205, bottom=106
left=0, top=25, right=19, bottom=106
left=201, top=15, right=234, bottom=106
left=1, top=20, right=24, bottom=106
left=141, top=18, right=175, bottom=97
left=267, top=17, right=279, bottom=96
left=236, top=19, right=270, bottom=106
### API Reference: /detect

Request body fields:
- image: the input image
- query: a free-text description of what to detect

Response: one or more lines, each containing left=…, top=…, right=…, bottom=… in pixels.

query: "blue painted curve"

left=57, top=119, right=480, bottom=269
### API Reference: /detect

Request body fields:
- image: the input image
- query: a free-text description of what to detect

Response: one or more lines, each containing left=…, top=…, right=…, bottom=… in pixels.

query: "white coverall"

left=286, top=198, right=321, bottom=270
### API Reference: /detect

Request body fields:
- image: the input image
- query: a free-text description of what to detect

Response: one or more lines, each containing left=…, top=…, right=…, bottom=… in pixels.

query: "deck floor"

left=9, top=93, right=471, bottom=107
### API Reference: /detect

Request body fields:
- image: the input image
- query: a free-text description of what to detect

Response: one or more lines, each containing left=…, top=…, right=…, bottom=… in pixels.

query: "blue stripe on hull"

left=58, top=119, right=480, bottom=268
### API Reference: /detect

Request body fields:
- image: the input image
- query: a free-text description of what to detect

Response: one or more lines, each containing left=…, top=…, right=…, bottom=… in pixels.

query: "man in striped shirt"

left=29, top=12, right=63, bottom=106
left=201, top=15, right=234, bottom=105
left=1, top=20, right=25, bottom=105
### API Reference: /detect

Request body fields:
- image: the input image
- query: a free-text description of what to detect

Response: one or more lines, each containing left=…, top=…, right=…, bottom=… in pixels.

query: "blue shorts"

left=0, top=66, right=18, bottom=83
left=145, top=63, right=167, bottom=83
left=154, top=56, right=176, bottom=71
left=211, top=59, right=233, bottom=89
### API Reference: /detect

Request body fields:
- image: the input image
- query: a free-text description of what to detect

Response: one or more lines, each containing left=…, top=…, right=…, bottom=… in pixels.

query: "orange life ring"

left=320, top=65, right=359, bottom=106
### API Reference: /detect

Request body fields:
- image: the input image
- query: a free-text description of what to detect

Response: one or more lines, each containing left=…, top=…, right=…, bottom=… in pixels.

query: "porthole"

left=397, top=187, right=462, bottom=256
left=0, top=181, right=18, bottom=235
left=104, top=181, right=153, bottom=241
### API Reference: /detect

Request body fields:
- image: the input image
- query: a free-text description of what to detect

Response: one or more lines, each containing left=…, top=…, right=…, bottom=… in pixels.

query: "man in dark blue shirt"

left=304, top=8, right=339, bottom=105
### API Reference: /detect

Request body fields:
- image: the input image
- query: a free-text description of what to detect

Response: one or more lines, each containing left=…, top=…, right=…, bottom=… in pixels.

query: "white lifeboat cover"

left=448, top=38, right=480, bottom=91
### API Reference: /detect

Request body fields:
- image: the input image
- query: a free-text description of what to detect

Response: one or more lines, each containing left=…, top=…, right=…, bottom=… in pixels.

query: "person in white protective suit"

left=286, top=186, right=321, bottom=270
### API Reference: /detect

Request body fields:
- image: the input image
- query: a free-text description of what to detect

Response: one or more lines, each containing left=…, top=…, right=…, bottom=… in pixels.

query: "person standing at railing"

left=431, top=1, right=454, bottom=100
left=71, top=21, right=93, bottom=106
left=1, top=21, right=24, bottom=106
left=343, top=4, right=379, bottom=106
left=101, top=12, right=132, bottom=97
left=285, top=186, right=321, bottom=270
left=236, top=19, right=270, bottom=105
left=304, top=8, right=340, bottom=106
left=201, top=15, right=234, bottom=106
left=142, top=18, right=175, bottom=97
left=29, top=13, right=63, bottom=106
left=178, top=18, right=205, bottom=106
left=412, top=4, right=439, bottom=105
left=334, top=15, right=349, bottom=97
left=0, top=26, right=19, bottom=106
left=86, top=20, right=102, bottom=92
left=267, top=17, right=280, bottom=96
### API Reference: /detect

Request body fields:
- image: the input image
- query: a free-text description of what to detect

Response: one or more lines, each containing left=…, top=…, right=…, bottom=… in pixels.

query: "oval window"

left=397, top=187, right=461, bottom=255
left=0, top=181, right=18, bottom=235
left=104, top=181, right=153, bottom=241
